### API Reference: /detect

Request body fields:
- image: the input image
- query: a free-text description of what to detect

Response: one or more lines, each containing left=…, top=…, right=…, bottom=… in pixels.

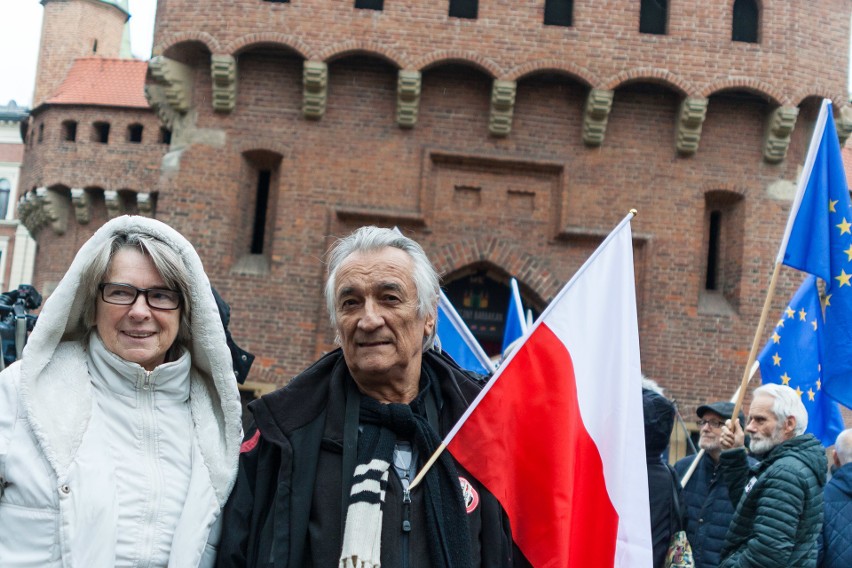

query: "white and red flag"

left=446, top=213, right=652, bottom=567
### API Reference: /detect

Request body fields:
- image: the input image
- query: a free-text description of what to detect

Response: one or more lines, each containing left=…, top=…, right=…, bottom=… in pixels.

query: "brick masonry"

left=21, top=0, right=852, bottom=420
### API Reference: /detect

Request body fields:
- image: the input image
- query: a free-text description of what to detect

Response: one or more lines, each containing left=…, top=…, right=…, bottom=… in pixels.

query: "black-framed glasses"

left=99, top=283, right=182, bottom=310
left=697, top=418, right=725, bottom=429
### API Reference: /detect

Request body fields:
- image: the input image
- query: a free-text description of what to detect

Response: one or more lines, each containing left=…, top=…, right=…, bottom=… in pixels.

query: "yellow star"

left=836, top=269, right=852, bottom=287
left=795, top=386, right=803, bottom=398
left=830, top=199, right=839, bottom=213
left=837, top=218, right=852, bottom=235
left=817, top=379, right=822, bottom=390
left=772, top=353, right=782, bottom=366
left=785, top=306, right=795, bottom=318
left=808, top=388, right=816, bottom=401
left=777, top=319, right=785, bottom=328
left=811, top=319, right=818, bottom=331
left=772, top=331, right=781, bottom=344
left=781, top=372, right=792, bottom=385
left=823, top=294, right=832, bottom=309
left=798, top=308, right=807, bottom=321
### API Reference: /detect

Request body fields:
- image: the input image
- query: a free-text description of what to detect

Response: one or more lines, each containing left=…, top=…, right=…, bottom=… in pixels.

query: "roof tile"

left=45, top=57, right=149, bottom=108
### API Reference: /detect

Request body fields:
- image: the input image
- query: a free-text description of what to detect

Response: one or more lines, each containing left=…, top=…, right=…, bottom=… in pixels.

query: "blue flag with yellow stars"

left=757, top=275, right=844, bottom=446
left=778, top=99, right=852, bottom=409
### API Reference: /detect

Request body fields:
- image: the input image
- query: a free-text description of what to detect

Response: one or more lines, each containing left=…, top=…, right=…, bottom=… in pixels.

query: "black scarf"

left=339, top=375, right=473, bottom=568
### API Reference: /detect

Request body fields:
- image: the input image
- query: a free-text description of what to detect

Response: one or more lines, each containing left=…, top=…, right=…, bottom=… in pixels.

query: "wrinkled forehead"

left=748, top=394, right=776, bottom=418
left=335, top=247, right=416, bottom=294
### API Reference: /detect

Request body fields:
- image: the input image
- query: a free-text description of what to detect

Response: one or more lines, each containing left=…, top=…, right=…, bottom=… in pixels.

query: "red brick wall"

left=24, top=1, right=852, bottom=418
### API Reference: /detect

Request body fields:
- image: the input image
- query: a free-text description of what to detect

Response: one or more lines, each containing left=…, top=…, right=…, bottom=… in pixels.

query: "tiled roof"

left=45, top=58, right=148, bottom=109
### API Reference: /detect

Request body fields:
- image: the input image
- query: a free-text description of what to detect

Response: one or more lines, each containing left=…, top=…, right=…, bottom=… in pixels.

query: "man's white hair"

left=753, top=383, right=808, bottom=436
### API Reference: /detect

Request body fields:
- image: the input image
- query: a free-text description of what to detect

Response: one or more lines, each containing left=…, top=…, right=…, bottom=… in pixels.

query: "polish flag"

left=446, top=214, right=652, bottom=567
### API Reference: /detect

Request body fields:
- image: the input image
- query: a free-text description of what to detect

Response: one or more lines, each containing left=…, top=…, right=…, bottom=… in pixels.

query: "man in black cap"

left=673, top=401, right=754, bottom=568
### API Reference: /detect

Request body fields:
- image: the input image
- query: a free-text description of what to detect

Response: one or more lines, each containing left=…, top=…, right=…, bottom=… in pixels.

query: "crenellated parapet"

left=303, top=61, right=328, bottom=120
left=146, top=56, right=195, bottom=136
left=211, top=54, right=238, bottom=113
left=676, top=97, right=708, bottom=156
left=104, top=191, right=126, bottom=219
left=137, top=193, right=155, bottom=217
left=488, top=80, right=517, bottom=137
left=582, top=89, right=614, bottom=147
left=71, top=188, right=90, bottom=224
left=18, top=188, right=70, bottom=236
left=763, top=106, right=799, bottom=164
left=396, top=70, right=422, bottom=128
left=837, top=106, right=852, bottom=147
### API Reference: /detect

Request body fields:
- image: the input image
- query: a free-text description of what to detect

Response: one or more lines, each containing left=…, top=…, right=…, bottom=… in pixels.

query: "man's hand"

left=720, top=417, right=745, bottom=450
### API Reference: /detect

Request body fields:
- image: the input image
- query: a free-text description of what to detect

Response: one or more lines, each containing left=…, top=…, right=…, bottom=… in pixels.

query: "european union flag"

left=757, top=275, right=844, bottom=446
left=501, top=277, right=528, bottom=355
left=778, top=99, right=852, bottom=408
left=436, top=290, right=495, bottom=375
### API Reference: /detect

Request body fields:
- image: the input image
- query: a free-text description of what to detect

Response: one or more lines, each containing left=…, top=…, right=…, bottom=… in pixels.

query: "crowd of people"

left=0, top=216, right=848, bottom=567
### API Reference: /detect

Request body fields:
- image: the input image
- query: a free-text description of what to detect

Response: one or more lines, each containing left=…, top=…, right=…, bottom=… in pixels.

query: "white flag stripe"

left=544, top=219, right=652, bottom=567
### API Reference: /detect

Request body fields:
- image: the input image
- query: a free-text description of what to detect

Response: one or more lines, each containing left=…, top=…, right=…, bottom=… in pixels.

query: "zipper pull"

left=402, top=487, right=411, bottom=533
left=142, top=370, right=153, bottom=390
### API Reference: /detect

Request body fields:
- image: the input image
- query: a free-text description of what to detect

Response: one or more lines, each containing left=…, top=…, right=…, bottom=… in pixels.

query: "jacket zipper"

left=402, top=487, right=411, bottom=568
left=138, top=369, right=160, bottom=568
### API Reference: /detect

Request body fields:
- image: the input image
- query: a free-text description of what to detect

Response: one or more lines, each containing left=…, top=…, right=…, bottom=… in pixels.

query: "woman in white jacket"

left=0, top=216, right=243, bottom=567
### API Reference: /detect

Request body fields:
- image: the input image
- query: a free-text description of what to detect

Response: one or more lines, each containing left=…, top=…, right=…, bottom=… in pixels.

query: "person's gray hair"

left=753, top=383, right=808, bottom=436
left=642, top=375, right=664, bottom=396
left=324, top=226, right=439, bottom=350
left=79, top=230, right=193, bottom=356
left=835, top=429, right=852, bottom=465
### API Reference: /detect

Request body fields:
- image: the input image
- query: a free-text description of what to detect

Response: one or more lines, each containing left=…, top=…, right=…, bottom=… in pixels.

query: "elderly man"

left=217, top=226, right=516, bottom=567
left=821, top=428, right=852, bottom=568
left=674, top=401, right=755, bottom=568
left=718, top=383, right=826, bottom=568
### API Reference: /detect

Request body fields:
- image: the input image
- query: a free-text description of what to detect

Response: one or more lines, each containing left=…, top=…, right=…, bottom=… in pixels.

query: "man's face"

left=697, top=411, right=725, bottom=454
left=747, top=394, right=791, bottom=454
left=334, top=247, right=435, bottom=390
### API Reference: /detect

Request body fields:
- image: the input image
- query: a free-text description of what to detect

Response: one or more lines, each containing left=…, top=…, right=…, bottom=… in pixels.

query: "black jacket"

left=216, top=348, right=520, bottom=567
left=643, top=389, right=681, bottom=568
left=821, top=462, right=852, bottom=568
left=674, top=452, right=757, bottom=568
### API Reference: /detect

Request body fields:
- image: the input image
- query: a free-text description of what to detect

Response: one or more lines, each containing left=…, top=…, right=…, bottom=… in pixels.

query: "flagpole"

left=730, top=260, right=781, bottom=429
left=411, top=210, right=639, bottom=491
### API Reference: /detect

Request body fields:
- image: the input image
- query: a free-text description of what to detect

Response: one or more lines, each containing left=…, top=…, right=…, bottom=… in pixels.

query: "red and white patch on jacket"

left=459, top=476, right=479, bottom=514
left=240, top=430, right=260, bottom=453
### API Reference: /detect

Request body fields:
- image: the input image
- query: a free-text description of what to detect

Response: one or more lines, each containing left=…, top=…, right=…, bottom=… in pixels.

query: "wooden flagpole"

left=679, top=262, right=783, bottom=488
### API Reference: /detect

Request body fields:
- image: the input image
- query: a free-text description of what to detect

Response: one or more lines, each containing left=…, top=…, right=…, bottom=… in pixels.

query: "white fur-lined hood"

left=17, top=215, right=243, bottom=506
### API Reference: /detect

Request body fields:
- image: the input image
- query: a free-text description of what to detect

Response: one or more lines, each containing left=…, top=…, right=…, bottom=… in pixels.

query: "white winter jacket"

left=0, top=216, right=243, bottom=567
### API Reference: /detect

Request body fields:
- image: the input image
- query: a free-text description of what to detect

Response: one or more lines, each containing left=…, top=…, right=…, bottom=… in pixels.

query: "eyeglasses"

left=697, top=418, right=725, bottom=429
left=99, top=283, right=182, bottom=310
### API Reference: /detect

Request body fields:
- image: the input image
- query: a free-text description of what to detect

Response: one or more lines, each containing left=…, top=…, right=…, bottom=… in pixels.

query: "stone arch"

left=506, top=59, right=598, bottom=86
left=601, top=68, right=696, bottom=96
left=153, top=32, right=220, bottom=56
left=412, top=50, right=503, bottom=78
left=700, top=77, right=786, bottom=105
left=226, top=33, right=313, bottom=59
left=317, top=40, right=407, bottom=68
left=431, top=237, right=562, bottom=302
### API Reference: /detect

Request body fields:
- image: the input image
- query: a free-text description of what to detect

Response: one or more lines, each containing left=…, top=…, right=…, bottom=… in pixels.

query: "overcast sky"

left=0, top=0, right=157, bottom=108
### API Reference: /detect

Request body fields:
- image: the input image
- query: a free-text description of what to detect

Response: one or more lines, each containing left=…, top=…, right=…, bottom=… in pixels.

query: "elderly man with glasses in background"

left=674, top=401, right=755, bottom=568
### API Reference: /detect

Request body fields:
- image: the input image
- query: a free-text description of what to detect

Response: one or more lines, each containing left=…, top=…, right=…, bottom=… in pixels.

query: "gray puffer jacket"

left=719, top=434, right=826, bottom=568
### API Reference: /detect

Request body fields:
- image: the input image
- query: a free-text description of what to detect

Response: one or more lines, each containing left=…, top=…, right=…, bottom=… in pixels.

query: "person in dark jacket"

left=643, top=378, right=682, bottom=568
left=719, top=383, right=827, bottom=568
left=674, top=401, right=755, bottom=568
left=821, top=428, right=852, bottom=568
left=216, top=226, right=520, bottom=568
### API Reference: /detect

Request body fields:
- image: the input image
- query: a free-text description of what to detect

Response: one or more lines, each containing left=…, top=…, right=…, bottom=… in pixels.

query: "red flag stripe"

left=449, top=323, right=618, bottom=567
